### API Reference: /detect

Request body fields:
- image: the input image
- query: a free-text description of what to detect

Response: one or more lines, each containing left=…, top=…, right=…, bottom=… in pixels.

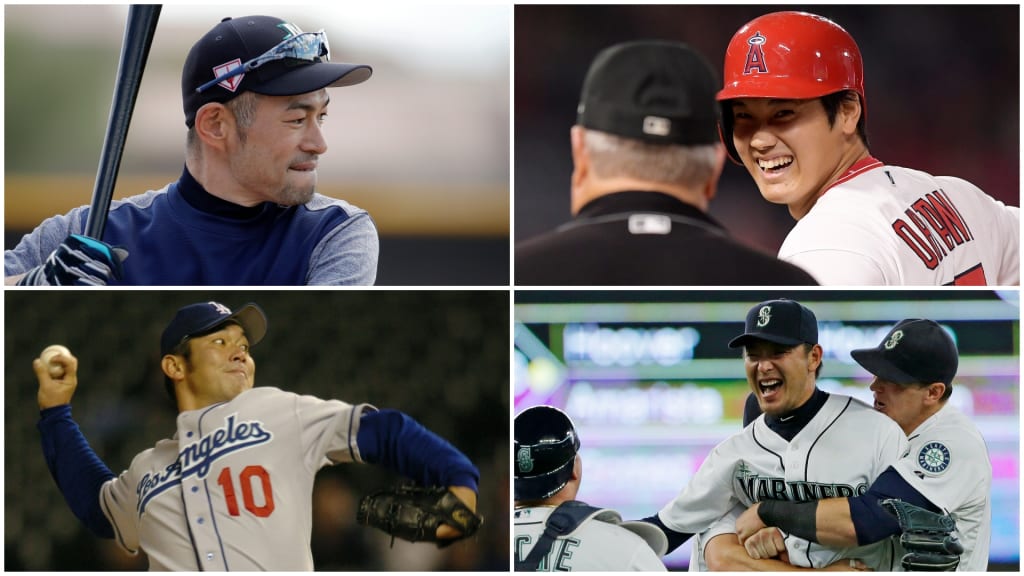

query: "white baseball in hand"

left=41, top=345, right=71, bottom=378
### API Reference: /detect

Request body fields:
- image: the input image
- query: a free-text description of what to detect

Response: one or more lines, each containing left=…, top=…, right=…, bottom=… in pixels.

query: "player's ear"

left=193, top=103, right=232, bottom=149
left=161, top=354, right=185, bottom=382
left=839, top=92, right=862, bottom=136
left=925, top=382, right=946, bottom=404
left=807, top=343, right=823, bottom=371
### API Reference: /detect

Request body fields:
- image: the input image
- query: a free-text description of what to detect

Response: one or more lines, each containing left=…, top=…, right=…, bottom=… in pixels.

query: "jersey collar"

left=823, top=156, right=884, bottom=196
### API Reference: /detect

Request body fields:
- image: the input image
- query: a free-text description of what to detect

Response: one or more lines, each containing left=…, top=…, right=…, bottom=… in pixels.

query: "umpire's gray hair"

left=584, top=129, right=719, bottom=188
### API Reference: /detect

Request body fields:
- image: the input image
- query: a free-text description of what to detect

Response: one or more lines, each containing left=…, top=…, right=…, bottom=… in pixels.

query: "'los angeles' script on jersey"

left=736, top=466, right=868, bottom=503
left=891, top=189, right=973, bottom=270
left=136, top=414, right=273, bottom=514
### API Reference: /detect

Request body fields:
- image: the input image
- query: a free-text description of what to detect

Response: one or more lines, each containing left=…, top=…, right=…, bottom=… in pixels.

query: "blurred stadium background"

left=515, top=290, right=1019, bottom=570
left=4, top=5, right=510, bottom=285
left=5, top=290, right=509, bottom=571
left=514, top=5, right=1019, bottom=255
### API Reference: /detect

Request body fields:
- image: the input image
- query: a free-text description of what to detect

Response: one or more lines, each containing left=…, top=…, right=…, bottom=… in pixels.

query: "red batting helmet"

left=716, top=11, right=865, bottom=161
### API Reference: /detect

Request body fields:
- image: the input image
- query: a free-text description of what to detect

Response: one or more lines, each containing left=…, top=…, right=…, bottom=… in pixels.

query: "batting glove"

left=17, top=234, right=129, bottom=286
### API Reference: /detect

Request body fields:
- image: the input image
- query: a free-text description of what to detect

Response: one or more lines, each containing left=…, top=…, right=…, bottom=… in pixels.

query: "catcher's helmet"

left=514, top=405, right=580, bottom=501
left=716, top=11, right=865, bottom=161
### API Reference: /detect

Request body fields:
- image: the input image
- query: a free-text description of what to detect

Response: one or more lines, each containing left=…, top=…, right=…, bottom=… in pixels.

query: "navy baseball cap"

left=729, top=299, right=818, bottom=349
left=515, top=406, right=580, bottom=501
left=851, top=319, right=958, bottom=386
left=182, top=15, right=373, bottom=127
left=576, top=40, right=720, bottom=146
left=161, top=301, right=268, bottom=356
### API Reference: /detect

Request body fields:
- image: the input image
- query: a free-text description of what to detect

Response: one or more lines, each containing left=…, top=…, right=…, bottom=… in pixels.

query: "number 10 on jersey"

left=217, top=465, right=275, bottom=517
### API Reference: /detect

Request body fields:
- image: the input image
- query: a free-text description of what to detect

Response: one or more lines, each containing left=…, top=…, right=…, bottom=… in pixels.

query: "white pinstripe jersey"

left=658, top=393, right=908, bottom=571
left=779, top=158, right=1019, bottom=286
left=99, top=386, right=371, bottom=570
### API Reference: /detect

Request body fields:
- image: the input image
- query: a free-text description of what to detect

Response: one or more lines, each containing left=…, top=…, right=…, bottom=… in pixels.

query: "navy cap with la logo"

left=160, top=301, right=268, bottom=356
left=728, top=299, right=818, bottom=349
left=851, top=319, right=958, bottom=386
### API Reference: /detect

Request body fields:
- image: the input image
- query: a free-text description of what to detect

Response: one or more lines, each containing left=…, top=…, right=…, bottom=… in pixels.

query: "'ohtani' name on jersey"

left=891, top=189, right=974, bottom=270
left=736, top=472, right=868, bottom=503
left=136, top=414, right=273, bottom=513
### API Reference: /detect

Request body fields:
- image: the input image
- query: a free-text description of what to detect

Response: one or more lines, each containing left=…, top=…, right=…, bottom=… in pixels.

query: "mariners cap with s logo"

left=181, top=15, right=372, bottom=128
left=576, top=40, right=720, bottom=146
left=851, top=319, right=958, bottom=386
left=161, top=301, right=268, bottom=356
left=728, top=299, right=818, bottom=349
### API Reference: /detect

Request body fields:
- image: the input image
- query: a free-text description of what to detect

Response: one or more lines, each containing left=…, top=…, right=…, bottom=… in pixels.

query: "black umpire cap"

left=514, top=405, right=580, bottom=501
left=851, top=319, right=958, bottom=386
left=576, top=40, right=720, bottom=146
left=729, top=299, right=818, bottom=349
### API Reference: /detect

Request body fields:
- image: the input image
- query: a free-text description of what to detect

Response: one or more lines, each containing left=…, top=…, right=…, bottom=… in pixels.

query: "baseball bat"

left=84, top=4, right=162, bottom=240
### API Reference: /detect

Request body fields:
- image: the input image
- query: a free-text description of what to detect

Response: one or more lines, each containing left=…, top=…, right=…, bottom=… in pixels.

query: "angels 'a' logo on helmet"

left=516, top=446, right=534, bottom=473
left=885, top=329, right=904, bottom=350
left=743, top=32, right=769, bottom=75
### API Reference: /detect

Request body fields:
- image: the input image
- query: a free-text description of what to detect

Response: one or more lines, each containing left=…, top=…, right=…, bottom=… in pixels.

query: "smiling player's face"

left=743, top=340, right=820, bottom=416
left=228, top=89, right=330, bottom=207
left=729, top=97, right=860, bottom=220
left=183, top=324, right=255, bottom=407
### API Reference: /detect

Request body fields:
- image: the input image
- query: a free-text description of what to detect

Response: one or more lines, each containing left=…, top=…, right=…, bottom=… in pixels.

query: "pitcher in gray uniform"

left=34, top=301, right=480, bottom=570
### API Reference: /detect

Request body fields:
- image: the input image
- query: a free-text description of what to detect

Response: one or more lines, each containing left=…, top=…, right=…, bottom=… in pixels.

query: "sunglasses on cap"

left=195, top=30, right=330, bottom=94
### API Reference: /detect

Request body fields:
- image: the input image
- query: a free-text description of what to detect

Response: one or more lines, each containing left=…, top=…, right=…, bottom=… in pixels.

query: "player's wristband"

left=758, top=499, right=819, bottom=543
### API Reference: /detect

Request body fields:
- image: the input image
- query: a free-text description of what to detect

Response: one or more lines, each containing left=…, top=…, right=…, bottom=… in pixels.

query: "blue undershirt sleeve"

left=639, top=514, right=693, bottom=554
left=849, top=465, right=939, bottom=545
left=37, top=405, right=116, bottom=538
left=356, top=409, right=479, bottom=491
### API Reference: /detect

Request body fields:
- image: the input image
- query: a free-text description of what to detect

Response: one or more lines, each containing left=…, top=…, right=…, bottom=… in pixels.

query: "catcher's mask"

left=514, top=405, right=580, bottom=501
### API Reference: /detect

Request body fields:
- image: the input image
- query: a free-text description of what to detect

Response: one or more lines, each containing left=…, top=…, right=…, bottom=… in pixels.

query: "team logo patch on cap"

left=885, top=329, right=904, bottom=350
left=517, top=446, right=534, bottom=474
left=208, top=301, right=232, bottom=315
left=212, top=59, right=244, bottom=92
left=757, top=305, right=772, bottom=328
left=917, top=441, right=950, bottom=474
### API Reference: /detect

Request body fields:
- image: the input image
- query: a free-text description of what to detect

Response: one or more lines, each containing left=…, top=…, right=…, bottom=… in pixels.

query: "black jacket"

left=515, top=191, right=818, bottom=286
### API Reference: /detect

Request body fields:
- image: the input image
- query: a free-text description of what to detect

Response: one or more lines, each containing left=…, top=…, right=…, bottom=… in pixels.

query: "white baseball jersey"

left=779, top=158, right=1019, bottom=285
left=658, top=393, right=908, bottom=570
left=99, top=386, right=372, bottom=570
left=514, top=506, right=667, bottom=571
left=891, top=403, right=992, bottom=571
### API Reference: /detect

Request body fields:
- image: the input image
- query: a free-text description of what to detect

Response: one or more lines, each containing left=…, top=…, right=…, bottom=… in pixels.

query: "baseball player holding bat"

left=642, top=299, right=910, bottom=570
left=734, top=318, right=988, bottom=571
left=6, top=15, right=378, bottom=286
left=716, top=11, right=1019, bottom=285
left=33, top=301, right=481, bottom=570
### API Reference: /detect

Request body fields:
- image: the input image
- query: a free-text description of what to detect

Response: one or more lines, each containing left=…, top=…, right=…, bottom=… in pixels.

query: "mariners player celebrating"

left=735, top=318, right=989, bottom=571
left=514, top=405, right=667, bottom=571
left=643, top=299, right=910, bottom=570
left=716, top=11, right=1019, bottom=286
left=33, top=301, right=479, bottom=570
